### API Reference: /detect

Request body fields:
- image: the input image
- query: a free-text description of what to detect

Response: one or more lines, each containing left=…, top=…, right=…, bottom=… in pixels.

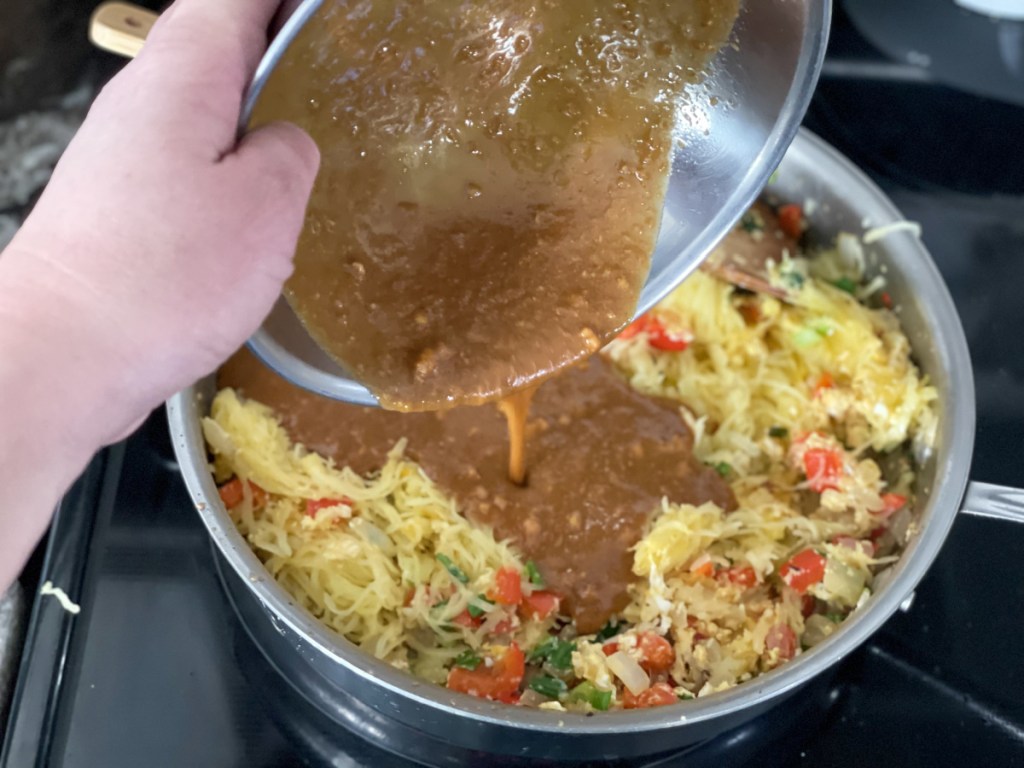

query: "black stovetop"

left=3, top=4, right=1024, bottom=766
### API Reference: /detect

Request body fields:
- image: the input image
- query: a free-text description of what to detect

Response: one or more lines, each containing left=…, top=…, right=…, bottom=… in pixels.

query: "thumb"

left=230, top=120, right=321, bottom=215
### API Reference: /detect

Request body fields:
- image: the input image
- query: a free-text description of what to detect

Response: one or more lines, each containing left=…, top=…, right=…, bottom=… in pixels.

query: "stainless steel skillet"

left=165, top=130, right=1024, bottom=762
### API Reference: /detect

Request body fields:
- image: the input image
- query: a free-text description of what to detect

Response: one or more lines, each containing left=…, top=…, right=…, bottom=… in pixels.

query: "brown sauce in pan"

left=251, top=0, right=739, bottom=411
left=219, top=348, right=734, bottom=633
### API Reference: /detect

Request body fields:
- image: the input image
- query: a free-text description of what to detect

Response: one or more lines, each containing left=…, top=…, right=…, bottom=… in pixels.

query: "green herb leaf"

left=568, top=681, right=612, bottom=711
left=740, top=213, right=763, bottom=233
left=454, top=650, right=482, bottom=670
left=768, top=426, right=789, bottom=439
left=595, top=620, right=622, bottom=642
left=467, top=595, right=494, bottom=619
left=713, top=461, right=732, bottom=478
left=528, top=675, right=568, bottom=699
left=547, top=640, right=576, bottom=671
left=436, top=553, right=469, bottom=584
left=782, top=269, right=805, bottom=289
left=833, top=277, right=858, bottom=295
left=525, top=561, right=544, bottom=586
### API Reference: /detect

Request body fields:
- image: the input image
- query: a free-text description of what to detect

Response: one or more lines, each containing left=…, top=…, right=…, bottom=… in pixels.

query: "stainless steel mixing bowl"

left=246, top=0, right=832, bottom=405
left=166, top=130, right=1024, bottom=763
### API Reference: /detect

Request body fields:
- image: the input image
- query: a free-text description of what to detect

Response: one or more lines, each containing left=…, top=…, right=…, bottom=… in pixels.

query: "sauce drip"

left=219, top=348, right=735, bottom=633
left=497, top=387, right=536, bottom=486
left=251, top=0, right=739, bottom=411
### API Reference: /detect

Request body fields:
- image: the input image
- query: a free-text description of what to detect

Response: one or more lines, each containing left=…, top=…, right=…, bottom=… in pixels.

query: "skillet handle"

left=89, top=1, right=156, bottom=59
left=959, top=481, right=1024, bottom=525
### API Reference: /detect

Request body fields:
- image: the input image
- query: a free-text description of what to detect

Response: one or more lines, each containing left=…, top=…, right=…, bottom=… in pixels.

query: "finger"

left=225, top=121, right=320, bottom=272
left=144, top=0, right=287, bottom=93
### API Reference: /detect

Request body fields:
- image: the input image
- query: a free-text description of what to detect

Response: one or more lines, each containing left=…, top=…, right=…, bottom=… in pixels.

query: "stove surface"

left=3, top=4, right=1024, bottom=767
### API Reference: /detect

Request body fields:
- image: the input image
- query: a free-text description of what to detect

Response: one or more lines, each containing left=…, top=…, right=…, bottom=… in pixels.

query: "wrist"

left=0, top=238, right=139, bottom=462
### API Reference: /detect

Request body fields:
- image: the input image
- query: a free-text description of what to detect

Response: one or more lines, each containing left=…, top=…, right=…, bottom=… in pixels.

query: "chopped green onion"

left=454, top=650, right=482, bottom=670
left=781, top=269, right=805, bottom=289
left=547, top=641, right=576, bottom=671
left=769, top=426, right=789, bottom=439
left=595, top=620, right=622, bottom=642
left=568, top=681, right=612, bottom=711
left=527, top=637, right=576, bottom=671
left=825, top=612, right=845, bottom=624
left=833, top=277, right=858, bottom=295
left=811, top=319, right=834, bottom=337
left=713, top=461, right=732, bottom=479
left=436, top=553, right=469, bottom=584
left=528, top=675, right=568, bottom=699
left=740, top=213, right=763, bottom=233
left=677, top=691, right=695, bottom=701
left=467, top=595, right=494, bottom=619
left=525, top=560, right=544, bottom=586
left=793, top=327, right=821, bottom=348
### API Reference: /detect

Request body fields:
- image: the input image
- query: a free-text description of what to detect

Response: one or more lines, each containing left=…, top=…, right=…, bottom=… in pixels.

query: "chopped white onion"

left=606, top=651, right=650, bottom=696
left=823, top=558, right=866, bottom=607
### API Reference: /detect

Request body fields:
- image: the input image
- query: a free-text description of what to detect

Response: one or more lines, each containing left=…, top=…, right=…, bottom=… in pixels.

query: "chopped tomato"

left=880, top=291, right=894, bottom=309
left=803, top=448, right=843, bottom=492
left=602, top=641, right=619, bottom=656
left=779, top=548, right=827, bottom=594
left=879, top=492, right=907, bottom=517
left=813, top=372, right=834, bottom=397
left=492, top=618, right=514, bottom=635
left=218, top=478, right=266, bottom=509
left=637, top=633, right=675, bottom=674
left=452, top=610, right=483, bottom=629
left=520, top=590, right=560, bottom=620
left=618, top=314, right=652, bottom=340
left=765, top=624, right=797, bottom=662
left=690, top=556, right=715, bottom=578
left=446, top=644, right=525, bottom=703
left=646, top=318, right=691, bottom=352
left=489, top=567, right=522, bottom=606
left=777, top=204, right=804, bottom=239
left=868, top=525, right=888, bottom=544
left=306, top=497, right=352, bottom=518
left=723, top=566, right=757, bottom=588
left=623, top=682, right=678, bottom=709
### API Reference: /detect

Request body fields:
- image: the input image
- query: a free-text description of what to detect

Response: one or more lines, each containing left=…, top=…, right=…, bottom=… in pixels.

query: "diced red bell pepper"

left=618, top=314, right=652, bottom=340
left=879, top=492, right=907, bottom=517
left=779, top=548, right=827, bottom=594
left=637, top=633, right=675, bottom=674
left=723, top=566, right=757, bottom=588
left=803, top=448, right=843, bottom=492
left=602, top=641, right=619, bottom=656
left=618, top=313, right=691, bottom=351
left=690, top=558, right=715, bottom=578
left=218, top=478, right=266, bottom=509
left=452, top=609, right=483, bottom=629
left=447, top=644, right=525, bottom=703
left=881, top=292, right=894, bottom=309
left=813, top=372, right=834, bottom=397
left=520, top=590, right=560, bottom=621
left=489, top=567, right=522, bottom=606
left=777, top=204, right=804, bottom=239
left=623, top=682, right=678, bottom=709
left=306, top=497, right=353, bottom=518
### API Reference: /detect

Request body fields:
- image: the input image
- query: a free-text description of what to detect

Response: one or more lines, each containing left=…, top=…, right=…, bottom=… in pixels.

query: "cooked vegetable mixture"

left=203, top=202, right=936, bottom=713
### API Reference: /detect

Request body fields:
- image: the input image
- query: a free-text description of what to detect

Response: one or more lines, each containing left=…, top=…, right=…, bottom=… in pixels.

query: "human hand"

left=0, top=0, right=319, bottom=590
left=2, top=0, right=319, bottom=446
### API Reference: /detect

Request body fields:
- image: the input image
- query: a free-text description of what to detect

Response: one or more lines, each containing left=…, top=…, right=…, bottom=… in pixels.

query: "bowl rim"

left=166, top=127, right=975, bottom=734
left=241, top=0, right=834, bottom=407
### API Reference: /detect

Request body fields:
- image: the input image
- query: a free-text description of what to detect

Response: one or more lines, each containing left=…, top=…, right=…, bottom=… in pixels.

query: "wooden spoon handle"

left=89, top=1, right=158, bottom=59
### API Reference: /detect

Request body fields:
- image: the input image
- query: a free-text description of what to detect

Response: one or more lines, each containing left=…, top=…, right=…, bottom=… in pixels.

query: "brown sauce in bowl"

left=219, top=348, right=735, bottom=632
left=252, top=0, right=739, bottom=411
